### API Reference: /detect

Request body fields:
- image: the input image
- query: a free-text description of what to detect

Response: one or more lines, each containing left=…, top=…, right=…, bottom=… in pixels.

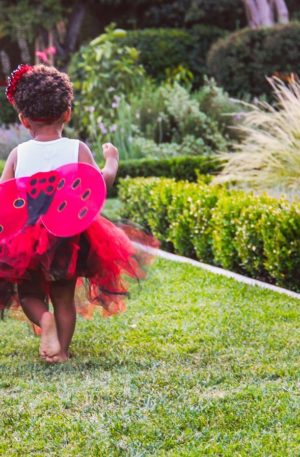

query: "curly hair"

left=13, top=65, right=74, bottom=121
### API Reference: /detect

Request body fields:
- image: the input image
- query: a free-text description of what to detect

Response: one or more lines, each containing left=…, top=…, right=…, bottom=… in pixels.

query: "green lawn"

left=0, top=258, right=300, bottom=456
left=103, top=198, right=123, bottom=220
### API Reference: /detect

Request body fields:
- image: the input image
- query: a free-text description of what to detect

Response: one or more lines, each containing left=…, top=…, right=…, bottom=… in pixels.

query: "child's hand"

left=101, top=143, right=119, bottom=189
left=102, top=143, right=119, bottom=162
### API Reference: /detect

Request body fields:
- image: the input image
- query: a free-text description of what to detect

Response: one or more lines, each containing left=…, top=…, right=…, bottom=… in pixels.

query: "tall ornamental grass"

left=216, top=76, right=300, bottom=193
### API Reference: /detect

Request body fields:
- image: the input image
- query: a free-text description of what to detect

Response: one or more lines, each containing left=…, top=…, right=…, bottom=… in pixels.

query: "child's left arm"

left=0, top=148, right=17, bottom=182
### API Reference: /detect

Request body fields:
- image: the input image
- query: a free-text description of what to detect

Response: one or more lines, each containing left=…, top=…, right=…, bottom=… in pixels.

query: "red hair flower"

left=6, top=64, right=33, bottom=105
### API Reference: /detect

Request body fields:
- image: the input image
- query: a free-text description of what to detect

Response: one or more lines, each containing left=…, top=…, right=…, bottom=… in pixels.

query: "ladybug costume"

left=0, top=64, right=155, bottom=320
left=0, top=162, right=152, bottom=317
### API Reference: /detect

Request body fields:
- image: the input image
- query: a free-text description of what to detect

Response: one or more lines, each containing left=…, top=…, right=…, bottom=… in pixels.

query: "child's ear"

left=63, top=108, right=72, bottom=123
left=19, top=114, right=30, bottom=129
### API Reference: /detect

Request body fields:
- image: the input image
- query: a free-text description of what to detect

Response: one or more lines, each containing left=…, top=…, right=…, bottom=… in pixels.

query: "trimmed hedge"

left=120, top=26, right=226, bottom=87
left=207, top=22, right=300, bottom=97
left=109, top=155, right=221, bottom=197
left=117, top=155, right=221, bottom=180
left=119, top=177, right=300, bottom=291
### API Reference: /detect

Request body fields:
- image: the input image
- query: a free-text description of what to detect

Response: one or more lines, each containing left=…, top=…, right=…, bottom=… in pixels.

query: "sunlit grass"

left=1, top=259, right=300, bottom=456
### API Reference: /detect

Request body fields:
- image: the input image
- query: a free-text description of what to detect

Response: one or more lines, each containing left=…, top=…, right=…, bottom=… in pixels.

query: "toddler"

left=0, top=64, right=144, bottom=363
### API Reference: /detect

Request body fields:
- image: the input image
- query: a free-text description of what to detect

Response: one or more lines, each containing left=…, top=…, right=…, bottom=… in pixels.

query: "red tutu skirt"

left=0, top=216, right=156, bottom=318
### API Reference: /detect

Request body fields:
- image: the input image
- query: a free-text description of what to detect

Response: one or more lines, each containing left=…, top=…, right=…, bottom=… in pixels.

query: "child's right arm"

left=101, top=143, right=119, bottom=189
left=0, top=148, right=17, bottom=182
left=78, top=141, right=119, bottom=189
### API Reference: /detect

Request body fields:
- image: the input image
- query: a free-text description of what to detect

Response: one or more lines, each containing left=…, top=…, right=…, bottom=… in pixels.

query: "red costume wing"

left=0, top=163, right=106, bottom=240
left=0, top=177, right=28, bottom=240
left=41, top=163, right=106, bottom=237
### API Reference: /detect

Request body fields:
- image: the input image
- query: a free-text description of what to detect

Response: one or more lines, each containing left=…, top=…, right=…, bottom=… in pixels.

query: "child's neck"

left=30, top=124, right=64, bottom=142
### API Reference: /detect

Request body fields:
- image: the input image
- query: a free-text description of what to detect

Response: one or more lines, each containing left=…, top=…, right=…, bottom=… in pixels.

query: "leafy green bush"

left=120, top=28, right=192, bottom=83
left=168, top=181, right=222, bottom=260
left=69, top=25, right=145, bottom=157
left=129, top=82, right=229, bottom=154
left=128, top=80, right=172, bottom=144
left=188, top=26, right=227, bottom=87
left=207, top=23, right=300, bottom=97
left=192, top=77, right=243, bottom=140
left=234, top=195, right=278, bottom=280
left=114, top=134, right=217, bottom=161
left=119, top=176, right=300, bottom=291
left=109, top=155, right=219, bottom=197
left=0, top=88, right=18, bottom=125
left=69, top=26, right=233, bottom=160
left=211, top=192, right=277, bottom=277
left=127, top=138, right=183, bottom=159
left=160, top=83, right=228, bottom=151
left=211, top=191, right=248, bottom=272
left=146, top=179, right=180, bottom=247
left=118, top=177, right=161, bottom=229
left=261, top=201, right=300, bottom=289
left=118, top=155, right=218, bottom=181
left=121, top=26, right=226, bottom=87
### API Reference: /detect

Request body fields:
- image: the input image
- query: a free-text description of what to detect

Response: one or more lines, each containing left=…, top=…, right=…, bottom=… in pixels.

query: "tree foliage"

left=0, top=0, right=137, bottom=70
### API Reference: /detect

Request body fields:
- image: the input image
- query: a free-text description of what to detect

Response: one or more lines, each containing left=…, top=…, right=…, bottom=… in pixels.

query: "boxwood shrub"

left=109, top=155, right=221, bottom=197
left=169, top=182, right=223, bottom=261
left=120, top=28, right=192, bottom=83
left=207, top=22, right=300, bottom=97
left=261, top=201, right=300, bottom=289
left=119, top=176, right=300, bottom=292
left=120, top=26, right=226, bottom=87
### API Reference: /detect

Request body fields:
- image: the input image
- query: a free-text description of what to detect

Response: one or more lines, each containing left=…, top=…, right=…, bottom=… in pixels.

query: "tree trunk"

left=0, top=50, right=11, bottom=75
left=65, top=1, right=86, bottom=53
left=272, top=0, right=289, bottom=23
left=48, top=30, right=55, bottom=66
left=53, top=1, right=86, bottom=69
left=242, top=0, right=261, bottom=27
left=16, top=30, right=31, bottom=63
left=243, top=0, right=289, bottom=28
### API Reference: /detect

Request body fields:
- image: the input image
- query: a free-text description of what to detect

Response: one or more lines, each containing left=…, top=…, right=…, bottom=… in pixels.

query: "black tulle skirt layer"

left=0, top=215, right=156, bottom=318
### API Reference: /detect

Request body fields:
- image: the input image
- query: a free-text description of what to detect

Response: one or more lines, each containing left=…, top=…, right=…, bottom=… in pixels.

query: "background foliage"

left=120, top=26, right=226, bottom=87
left=69, top=26, right=145, bottom=156
left=207, top=22, right=300, bottom=97
left=0, top=88, right=18, bottom=125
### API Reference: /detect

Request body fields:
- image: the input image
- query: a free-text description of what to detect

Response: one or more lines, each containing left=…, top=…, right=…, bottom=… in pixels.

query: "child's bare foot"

left=39, top=312, right=60, bottom=359
left=44, top=351, right=69, bottom=364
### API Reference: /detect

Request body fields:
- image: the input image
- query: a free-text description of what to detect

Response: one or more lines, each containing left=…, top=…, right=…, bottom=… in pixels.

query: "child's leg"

left=18, top=272, right=60, bottom=359
left=47, top=278, right=77, bottom=363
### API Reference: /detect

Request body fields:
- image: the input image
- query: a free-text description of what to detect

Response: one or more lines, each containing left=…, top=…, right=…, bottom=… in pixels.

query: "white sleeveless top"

left=15, top=138, right=79, bottom=178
